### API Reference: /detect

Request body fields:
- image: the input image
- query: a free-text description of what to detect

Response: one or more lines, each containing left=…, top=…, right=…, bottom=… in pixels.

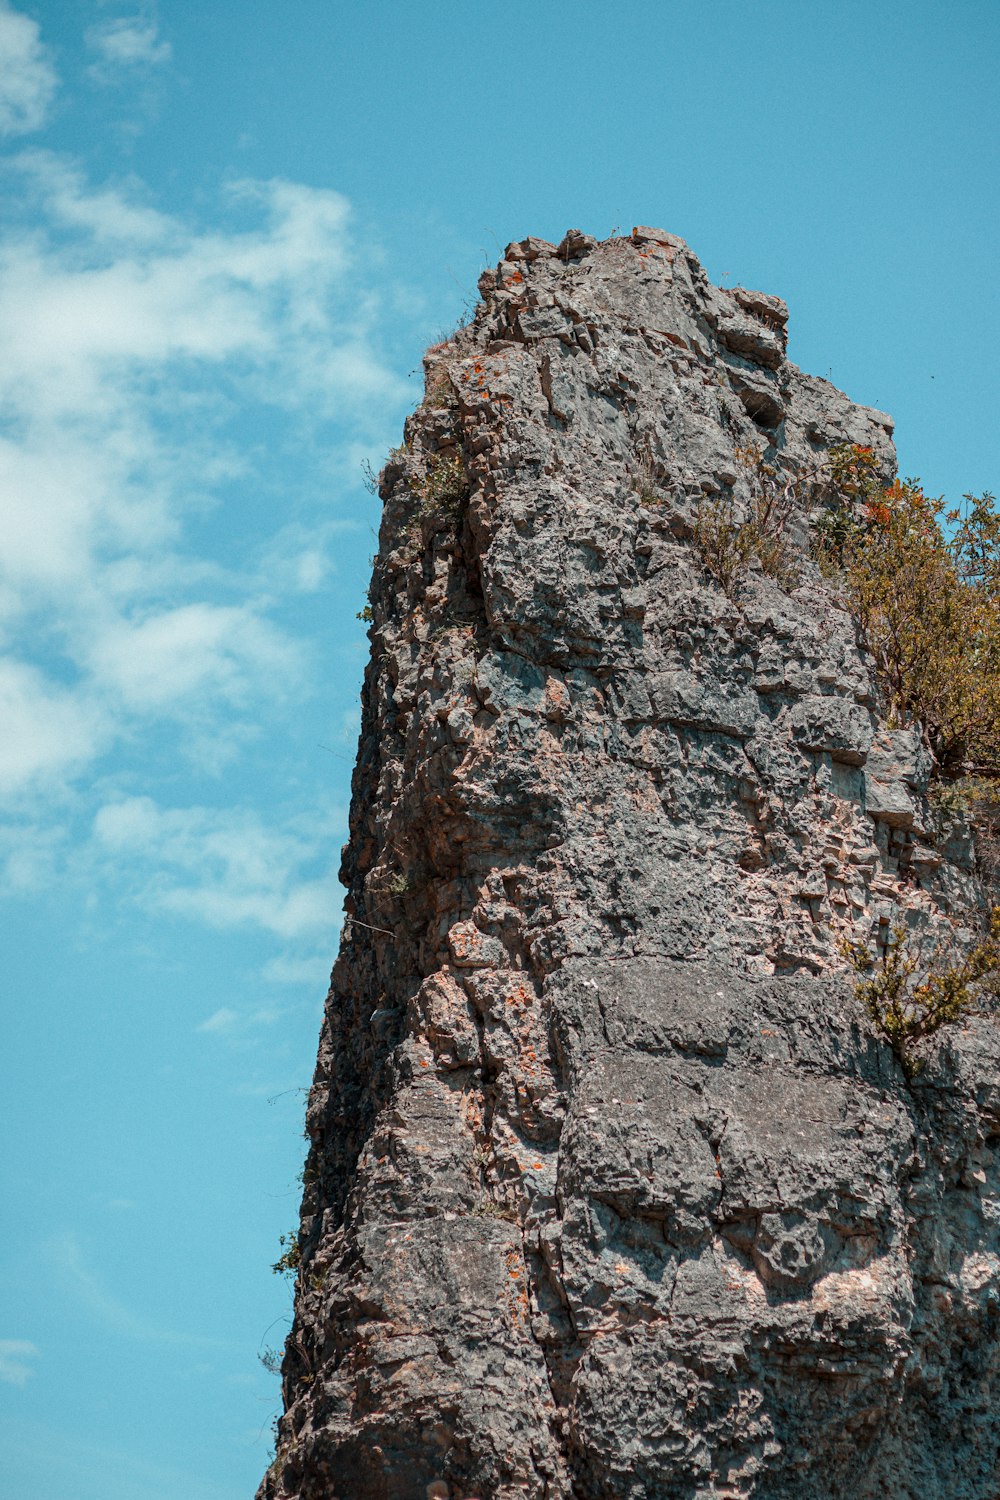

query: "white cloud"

left=0, top=659, right=106, bottom=795
left=0, top=149, right=406, bottom=806
left=251, top=518, right=356, bottom=598
left=92, top=796, right=345, bottom=939
left=261, top=952, right=331, bottom=987
left=0, top=167, right=362, bottom=425
left=0, top=68, right=419, bottom=950
left=0, top=3, right=56, bottom=136
left=196, top=1005, right=282, bottom=1036
left=10, top=149, right=172, bottom=245
left=196, top=1007, right=240, bottom=1034
left=85, top=603, right=301, bottom=712
left=0, top=1338, right=39, bottom=1385
left=86, top=14, right=172, bottom=73
left=0, top=817, right=65, bottom=891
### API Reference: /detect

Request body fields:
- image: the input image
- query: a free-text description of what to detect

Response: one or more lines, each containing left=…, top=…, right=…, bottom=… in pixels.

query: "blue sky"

left=1, top=2, right=997, bottom=1496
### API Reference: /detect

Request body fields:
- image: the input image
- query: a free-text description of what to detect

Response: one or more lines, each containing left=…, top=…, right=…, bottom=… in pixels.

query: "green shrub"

left=810, top=444, right=883, bottom=576
left=809, top=438, right=881, bottom=573
left=420, top=453, right=469, bottom=515
left=841, top=911, right=1000, bottom=1078
left=807, top=444, right=1000, bottom=780
left=845, top=483, right=999, bottom=778
left=271, top=1231, right=300, bottom=1278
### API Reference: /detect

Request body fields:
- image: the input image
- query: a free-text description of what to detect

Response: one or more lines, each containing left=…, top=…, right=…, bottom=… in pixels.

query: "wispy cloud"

left=0, top=147, right=404, bottom=808
left=0, top=1339, right=39, bottom=1385
left=261, top=952, right=332, bottom=987
left=45, top=1231, right=222, bottom=1348
left=91, top=795, right=345, bottom=939
left=85, top=603, right=301, bottom=714
left=196, top=1007, right=241, bottom=1034
left=86, top=13, right=172, bottom=77
left=0, top=28, right=416, bottom=984
left=196, top=1004, right=283, bottom=1037
left=0, top=659, right=107, bottom=795
left=0, top=3, right=56, bottom=137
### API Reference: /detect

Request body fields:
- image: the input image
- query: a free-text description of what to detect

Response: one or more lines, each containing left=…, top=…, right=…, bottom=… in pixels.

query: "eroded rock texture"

left=260, top=229, right=1000, bottom=1499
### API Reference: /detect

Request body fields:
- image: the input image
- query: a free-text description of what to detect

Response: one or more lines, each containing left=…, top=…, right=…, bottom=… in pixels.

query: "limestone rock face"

left=260, top=230, right=1000, bottom=1499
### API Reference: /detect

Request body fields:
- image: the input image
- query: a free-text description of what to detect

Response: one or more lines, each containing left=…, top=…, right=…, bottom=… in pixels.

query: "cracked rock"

left=259, top=228, right=1000, bottom=1500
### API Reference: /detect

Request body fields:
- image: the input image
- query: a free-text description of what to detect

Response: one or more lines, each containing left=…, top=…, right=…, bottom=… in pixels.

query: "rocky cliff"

left=259, top=228, right=1000, bottom=1499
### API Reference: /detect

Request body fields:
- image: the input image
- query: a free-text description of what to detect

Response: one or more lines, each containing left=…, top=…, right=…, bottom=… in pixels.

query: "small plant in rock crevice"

left=840, top=911, right=1000, bottom=1079
left=971, top=792, right=1000, bottom=893
left=272, top=1231, right=300, bottom=1278
left=471, top=1195, right=518, bottom=1222
left=425, top=371, right=458, bottom=409
left=419, top=452, right=470, bottom=517
left=694, top=443, right=803, bottom=593
left=630, top=450, right=670, bottom=506
left=930, top=779, right=1000, bottom=892
left=692, top=493, right=757, bottom=592
left=360, top=458, right=379, bottom=496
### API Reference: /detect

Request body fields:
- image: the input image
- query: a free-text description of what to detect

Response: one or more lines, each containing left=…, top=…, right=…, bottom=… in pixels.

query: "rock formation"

left=259, top=228, right=1000, bottom=1499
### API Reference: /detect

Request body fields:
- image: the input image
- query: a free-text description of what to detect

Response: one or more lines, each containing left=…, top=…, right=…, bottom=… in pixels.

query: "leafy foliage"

left=810, top=443, right=883, bottom=575
left=418, top=452, right=469, bottom=519
left=812, top=447, right=1000, bottom=778
left=841, top=912, right=1000, bottom=1078
left=271, top=1231, right=300, bottom=1278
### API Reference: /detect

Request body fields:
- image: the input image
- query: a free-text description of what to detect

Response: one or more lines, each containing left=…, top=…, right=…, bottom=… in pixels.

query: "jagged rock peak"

left=260, top=228, right=1000, bottom=1500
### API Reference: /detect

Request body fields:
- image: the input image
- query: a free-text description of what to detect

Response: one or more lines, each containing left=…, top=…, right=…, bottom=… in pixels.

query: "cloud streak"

left=92, top=795, right=346, bottom=940
left=0, top=3, right=56, bottom=136
left=45, top=1232, right=225, bottom=1349
left=86, top=14, right=172, bottom=75
left=0, top=1339, right=39, bottom=1385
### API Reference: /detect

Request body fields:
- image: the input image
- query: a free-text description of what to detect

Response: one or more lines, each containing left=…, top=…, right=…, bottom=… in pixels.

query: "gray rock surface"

left=258, top=229, right=1000, bottom=1499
